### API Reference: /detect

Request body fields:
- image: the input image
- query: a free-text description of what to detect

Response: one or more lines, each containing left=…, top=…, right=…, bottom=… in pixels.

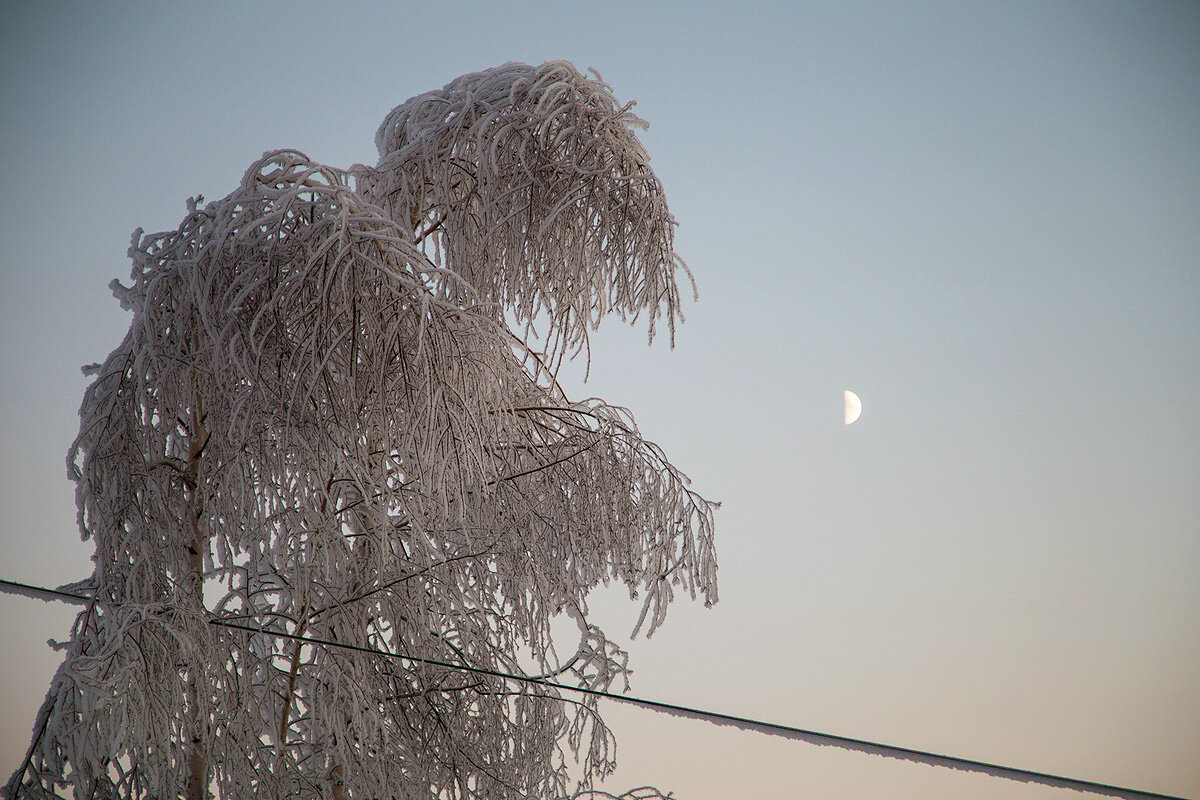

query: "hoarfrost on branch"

left=5, top=62, right=716, bottom=800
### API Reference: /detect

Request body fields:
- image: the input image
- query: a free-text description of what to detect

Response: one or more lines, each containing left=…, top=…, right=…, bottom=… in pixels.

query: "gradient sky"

left=1, top=2, right=1197, bottom=798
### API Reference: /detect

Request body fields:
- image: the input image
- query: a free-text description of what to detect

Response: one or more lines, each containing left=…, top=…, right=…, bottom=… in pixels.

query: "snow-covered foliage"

left=5, top=63, right=715, bottom=800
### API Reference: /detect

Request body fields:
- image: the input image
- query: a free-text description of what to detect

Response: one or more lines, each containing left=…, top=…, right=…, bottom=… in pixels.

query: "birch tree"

left=5, top=62, right=716, bottom=800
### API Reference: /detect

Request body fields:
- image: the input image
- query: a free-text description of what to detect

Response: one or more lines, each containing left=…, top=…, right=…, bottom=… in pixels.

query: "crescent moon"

left=844, top=390, right=862, bottom=425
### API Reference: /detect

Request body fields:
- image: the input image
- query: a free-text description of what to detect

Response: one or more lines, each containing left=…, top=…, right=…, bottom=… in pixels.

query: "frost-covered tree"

left=5, top=63, right=716, bottom=800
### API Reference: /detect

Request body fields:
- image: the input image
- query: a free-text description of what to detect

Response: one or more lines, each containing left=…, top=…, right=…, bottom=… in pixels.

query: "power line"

left=1, top=577, right=1191, bottom=800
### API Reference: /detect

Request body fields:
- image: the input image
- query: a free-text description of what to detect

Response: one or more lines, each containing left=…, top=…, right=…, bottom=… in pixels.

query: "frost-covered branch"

left=7, top=63, right=715, bottom=800
left=358, top=61, right=696, bottom=368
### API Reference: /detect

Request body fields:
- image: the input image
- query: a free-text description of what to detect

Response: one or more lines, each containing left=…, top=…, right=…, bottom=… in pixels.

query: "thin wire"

left=1, top=578, right=1191, bottom=800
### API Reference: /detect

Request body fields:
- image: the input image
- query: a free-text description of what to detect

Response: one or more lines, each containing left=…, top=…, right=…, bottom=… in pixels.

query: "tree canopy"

left=5, top=62, right=716, bottom=800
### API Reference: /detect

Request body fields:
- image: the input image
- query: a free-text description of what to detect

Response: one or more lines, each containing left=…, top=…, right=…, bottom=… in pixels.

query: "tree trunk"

left=185, top=393, right=208, bottom=800
left=330, top=764, right=348, bottom=800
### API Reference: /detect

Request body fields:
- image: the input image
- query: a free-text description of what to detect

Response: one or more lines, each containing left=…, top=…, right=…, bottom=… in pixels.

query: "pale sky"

left=1, top=2, right=1197, bottom=798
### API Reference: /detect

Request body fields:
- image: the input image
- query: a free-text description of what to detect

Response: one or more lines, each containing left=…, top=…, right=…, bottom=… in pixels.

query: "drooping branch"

left=359, top=61, right=696, bottom=366
left=9, top=63, right=715, bottom=800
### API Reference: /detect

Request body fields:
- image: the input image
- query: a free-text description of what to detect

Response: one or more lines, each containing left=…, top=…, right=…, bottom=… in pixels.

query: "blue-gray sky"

left=1, top=2, right=1197, bottom=797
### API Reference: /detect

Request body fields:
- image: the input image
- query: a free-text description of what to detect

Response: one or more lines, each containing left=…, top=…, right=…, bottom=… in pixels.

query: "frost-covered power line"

left=1, top=579, right=1187, bottom=800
